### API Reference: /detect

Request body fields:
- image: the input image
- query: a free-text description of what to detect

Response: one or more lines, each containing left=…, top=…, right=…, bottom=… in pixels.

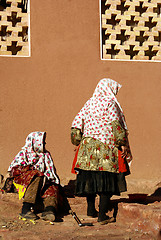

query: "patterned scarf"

left=8, top=132, right=59, bottom=184
left=72, top=78, right=128, bottom=148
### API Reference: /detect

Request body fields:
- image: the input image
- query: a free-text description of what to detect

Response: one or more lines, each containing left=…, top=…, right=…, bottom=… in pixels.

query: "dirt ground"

left=0, top=178, right=161, bottom=240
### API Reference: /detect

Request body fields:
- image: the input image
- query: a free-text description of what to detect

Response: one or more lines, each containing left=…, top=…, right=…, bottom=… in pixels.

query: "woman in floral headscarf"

left=71, top=78, right=132, bottom=225
left=8, top=131, right=60, bottom=221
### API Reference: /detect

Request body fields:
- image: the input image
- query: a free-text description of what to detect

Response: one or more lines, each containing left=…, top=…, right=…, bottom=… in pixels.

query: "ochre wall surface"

left=0, top=0, right=161, bottom=182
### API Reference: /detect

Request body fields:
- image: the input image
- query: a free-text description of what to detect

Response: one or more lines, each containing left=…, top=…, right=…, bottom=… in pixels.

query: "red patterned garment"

left=8, top=132, right=59, bottom=184
left=11, top=165, right=44, bottom=189
left=71, top=146, right=80, bottom=174
left=71, top=78, right=132, bottom=173
left=71, top=78, right=128, bottom=150
left=8, top=132, right=60, bottom=199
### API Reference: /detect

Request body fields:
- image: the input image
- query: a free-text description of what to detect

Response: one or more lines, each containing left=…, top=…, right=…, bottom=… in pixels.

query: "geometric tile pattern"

left=101, top=0, right=161, bottom=61
left=0, top=0, right=29, bottom=56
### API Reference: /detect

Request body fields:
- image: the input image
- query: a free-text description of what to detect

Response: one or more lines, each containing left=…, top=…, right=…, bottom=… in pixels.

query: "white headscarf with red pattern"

left=8, top=132, right=59, bottom=184
left=72, top=78, right=128, bottom=149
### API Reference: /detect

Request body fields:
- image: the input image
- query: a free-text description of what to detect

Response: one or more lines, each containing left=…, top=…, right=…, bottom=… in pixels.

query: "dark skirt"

left=75, top=169, right=127, bottom=196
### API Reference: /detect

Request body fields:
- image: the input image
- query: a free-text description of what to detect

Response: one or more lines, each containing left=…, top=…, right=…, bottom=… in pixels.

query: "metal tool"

left=69, top=209, right=83, bottom=227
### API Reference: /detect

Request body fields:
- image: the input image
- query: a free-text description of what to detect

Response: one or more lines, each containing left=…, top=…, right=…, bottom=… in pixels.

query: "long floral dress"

left=71, top=78, right=132, bottom=196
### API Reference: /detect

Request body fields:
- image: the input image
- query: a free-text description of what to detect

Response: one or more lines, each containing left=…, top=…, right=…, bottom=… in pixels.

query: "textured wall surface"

left=0, top=0, right=161, bottom=182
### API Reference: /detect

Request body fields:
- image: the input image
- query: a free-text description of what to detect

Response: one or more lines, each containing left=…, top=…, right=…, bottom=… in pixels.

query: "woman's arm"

left=107, top=100, right=128, bottom=158
left=111, top=120, right=127, bottom=148
left=71, top=128, right=82, bottom=146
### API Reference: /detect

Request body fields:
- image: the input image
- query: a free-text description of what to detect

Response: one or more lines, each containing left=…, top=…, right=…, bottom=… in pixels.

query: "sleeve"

left=111, top=120, right=127, bottom=148
left=107, top=100, right=127, bottom=148
left=71, top=128, right=82, bottom=146
left=71, top=101, right=89, bottom=145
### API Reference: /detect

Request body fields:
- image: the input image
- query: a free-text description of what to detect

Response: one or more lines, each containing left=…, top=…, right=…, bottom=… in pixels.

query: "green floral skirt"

left=75, top=169, right=127, bottom=196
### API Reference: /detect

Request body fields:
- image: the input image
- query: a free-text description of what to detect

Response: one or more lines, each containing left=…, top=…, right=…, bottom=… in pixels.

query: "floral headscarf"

left=72, top=78, right=128, bottom=148
left=93, top=78, right=121, bottom=98
left=90, top=78, right=127, bottom=130
left=8, top=132, right=59, bottom=184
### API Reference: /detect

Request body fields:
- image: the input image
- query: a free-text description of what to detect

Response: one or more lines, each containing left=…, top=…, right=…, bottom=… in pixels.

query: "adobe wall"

left=0, top=0, right=161, bottom=182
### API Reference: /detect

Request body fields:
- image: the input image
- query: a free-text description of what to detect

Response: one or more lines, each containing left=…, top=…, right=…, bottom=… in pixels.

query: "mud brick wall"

left=0, top=0, right=29, bottom=56
left=101, top=0, right=161, bottom=61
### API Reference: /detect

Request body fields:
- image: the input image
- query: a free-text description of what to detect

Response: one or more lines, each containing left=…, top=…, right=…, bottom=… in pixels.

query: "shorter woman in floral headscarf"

left=71, top=78, right=132, bottom=225
left=8, top=131, right=60, bottom=221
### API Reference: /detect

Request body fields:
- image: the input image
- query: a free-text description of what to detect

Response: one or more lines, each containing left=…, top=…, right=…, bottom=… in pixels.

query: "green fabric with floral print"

left=71, top=128, right=82, bottom=146
left=111, top=120, right=127, bottom=148
left=71, top=120, right=127, bottom=173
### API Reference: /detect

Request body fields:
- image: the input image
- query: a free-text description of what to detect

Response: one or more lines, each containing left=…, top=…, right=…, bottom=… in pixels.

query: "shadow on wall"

left=63, top=180, right=76, bottom=198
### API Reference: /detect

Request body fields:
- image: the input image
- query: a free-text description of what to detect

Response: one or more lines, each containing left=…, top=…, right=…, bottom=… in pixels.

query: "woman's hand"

left=121, top=146, right=128, bottom=158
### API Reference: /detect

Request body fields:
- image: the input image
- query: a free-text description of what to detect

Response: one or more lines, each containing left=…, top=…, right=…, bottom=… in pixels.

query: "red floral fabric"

left=12, top=165, right=59, bottom=199
left=11, top=165, right=44, bottom=189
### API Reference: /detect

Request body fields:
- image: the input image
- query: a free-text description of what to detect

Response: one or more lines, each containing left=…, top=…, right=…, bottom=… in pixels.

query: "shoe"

left=41, top=211, right=55, bottom=222
left=19, top=211, right=38, bottom=220
left=87, top=210, right=99, bottom=218
left=98, top=216, right=116, bottom=225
